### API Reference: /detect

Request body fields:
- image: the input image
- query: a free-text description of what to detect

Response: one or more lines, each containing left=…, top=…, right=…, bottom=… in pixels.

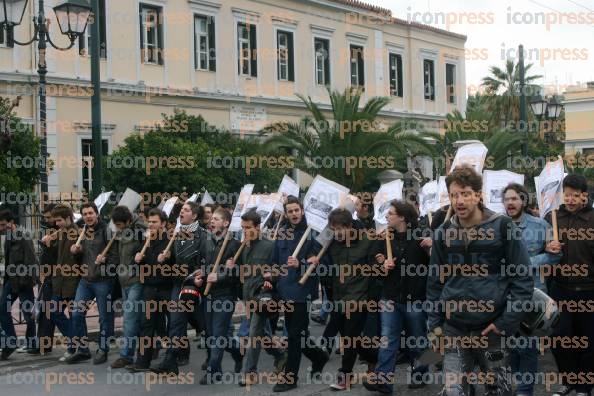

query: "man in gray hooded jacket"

left=426, top=165, right=533, bottom=396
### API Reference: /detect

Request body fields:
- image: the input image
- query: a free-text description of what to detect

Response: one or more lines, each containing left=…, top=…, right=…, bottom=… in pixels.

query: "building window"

left=237, top=22, right=257, bottom=77
left=81, top=139, right=108, bottom=193
left=389, top=53, right=403, bottom=97
left=423, top=59, right=435, bottom=101
left=140, top=4, right=164, bottom=65
left=446, top=64, right=456, bottom=104
left=277, top=30, right=294, bottom=82
left=194, top=15, right=215, bottom=71
left=314, top=38, right=330, bottom=86
left=0, top=25, right=14, bottom=48
left=350, top=45, right=364, bottom=88
left=79, top=0, right=107, bottom=58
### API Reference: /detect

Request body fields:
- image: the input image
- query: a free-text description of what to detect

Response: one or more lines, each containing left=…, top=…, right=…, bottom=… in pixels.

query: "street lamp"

left=0, top=0, right=91, bottom=201
left=530, top=94, right=564, bottom=143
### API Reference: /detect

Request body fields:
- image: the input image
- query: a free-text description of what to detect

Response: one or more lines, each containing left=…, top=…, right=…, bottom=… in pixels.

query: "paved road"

left=0, top=320, right=559, bottom=396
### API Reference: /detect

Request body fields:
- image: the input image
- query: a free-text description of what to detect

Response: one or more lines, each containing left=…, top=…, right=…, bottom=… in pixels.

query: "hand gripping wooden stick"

left=204, top=231, right=232, bottom=296
left=74, top=225, right=87, bottom=247
left=97, top=233, right=117, bottom=264
left=298, top=244, right=328, bottom=285
left=162, top=229, right=179, bottom=255
left=138, top=230, right=153, bottom=259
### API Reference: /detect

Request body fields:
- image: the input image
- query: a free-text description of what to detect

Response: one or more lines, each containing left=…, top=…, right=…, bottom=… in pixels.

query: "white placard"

left=438, top=176, right=451, bottom=208
left=200, top=191, right=214, bottom=206
left=162, top=197, right=179, bottom=217
left=419, top=181, right=439, bottom=217
left=483, top=170, right=525, bottom=214
left=536, top=157, right=564, bottom=218
left=373, top=179, right=404, bottom=232
left=275, top=175, right=300, bottom=213
left=230, top=184, right=255, bottom=232
left=94, top=191, right=113, bottom=214
left=255, top=193, right=281, bottom=230
left=450, top=142, right=488, bottom=174
left=110, top=188, right=142, bottom=231
left=303, top=176, right=349, bottom=232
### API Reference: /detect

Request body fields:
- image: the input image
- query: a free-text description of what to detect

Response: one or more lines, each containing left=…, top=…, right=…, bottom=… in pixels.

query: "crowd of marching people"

left=0, top=165, right=592, bottom=396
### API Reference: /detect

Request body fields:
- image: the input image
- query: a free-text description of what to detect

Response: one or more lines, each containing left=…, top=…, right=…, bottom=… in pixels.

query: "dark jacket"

left=327, top=228, right=377, bottom=306
left=172, top=225, right=214, bottom=285
left=140, top=231, right=174, bottom=288
left=203, top=231, right=242, bottom=299
left=546, top=203, right=594, bottom=291
left=115, top=215, right=147, bottom=288
left=239, top=238, right=274, bottom=302
left=377, top=230, right=430, bottom=303
left=53, top=224, right=82, bottom=298
left=4, top=226, right=38, bottom=291
left=427, top=208, right=533, bottom=335
left=273, top=219, right=321, bottom=303
left=75, top=220, right=118, bottom=283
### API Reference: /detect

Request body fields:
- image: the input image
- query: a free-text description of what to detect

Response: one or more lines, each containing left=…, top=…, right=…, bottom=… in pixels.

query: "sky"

left=373, top=0, right=594, bottom=95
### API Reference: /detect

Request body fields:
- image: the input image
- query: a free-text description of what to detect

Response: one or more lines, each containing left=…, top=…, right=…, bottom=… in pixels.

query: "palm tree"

left=481, top=59, right=543, bottom=127
left=261, top=88, right=436, bottom=192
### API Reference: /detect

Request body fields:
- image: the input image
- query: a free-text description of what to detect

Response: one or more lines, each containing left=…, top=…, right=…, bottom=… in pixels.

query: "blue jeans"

left=120, top=283, right=143, bottom=360
left=71, top=278, right=115, bottom=353
left=375, top=301, right=428, bottom=389
left=319, top=287, right=331, bottom=321
left=49, top=295, right=75, bottom=354
left=0, top=281, right=35, bottom=349
left=509, top=336, right=538, bottom=395
left=206, top=296, right=237, bottom=374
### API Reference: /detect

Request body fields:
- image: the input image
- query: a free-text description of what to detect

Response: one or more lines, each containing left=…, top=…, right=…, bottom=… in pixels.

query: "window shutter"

left=287, top=32, right=294, bottom=82
left=249, top=24, right=257, bottom=77
left=139, top=10, right=144, bottom=59
left=208, top=18, right=216, bottom=71
left=397, top=55, right=403, bottom=98
left=157, top=11, right=164, bottom=65
left=237, top=24, right=241, bottom=75
left=100, top=0, right=107, bottom=58
left=357, top=48, right=364, bottom=87
left=323, top=40, right=330, bottom=85
left=6, top=26, right=13, bottom=48
left=78, top=34, right=86, bottom=55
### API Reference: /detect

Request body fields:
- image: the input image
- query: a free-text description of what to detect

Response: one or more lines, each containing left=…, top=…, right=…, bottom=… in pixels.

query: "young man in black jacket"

left=152, top=201, right=214, bottom=375
left=426, top=165, right=533, bottom=396
left=200, top=207, right=243, bottom=384
left=364, top=201, right=430, bottom=394
left=127, top=208, right=173, bottom=372
left=545, top=174, right=594, bottom=396
left=0, top=209, right=38, bottom=359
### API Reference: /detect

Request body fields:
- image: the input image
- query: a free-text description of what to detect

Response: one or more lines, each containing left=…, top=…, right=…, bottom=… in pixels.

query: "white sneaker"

left=59, top=351, right=74, bottom=362
left=16, top=347, right=27, bottom=353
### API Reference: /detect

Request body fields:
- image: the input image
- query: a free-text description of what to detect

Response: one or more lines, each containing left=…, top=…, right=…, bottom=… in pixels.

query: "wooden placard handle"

left=138, top=230, right=153, bottom=258
left=204, top=231, right=232, bottom=296
left=298, top=245, right=328, bottom=285
left=386, top=228, right=393, bottom=261
left=272, top=214, right=284, bottom=241
left=291, top=226, right=312, bottom=258
left=551, top=209, right=559, bottom=242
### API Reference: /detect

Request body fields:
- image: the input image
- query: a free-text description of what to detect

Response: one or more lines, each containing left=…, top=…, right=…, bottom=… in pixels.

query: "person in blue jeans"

left=109, top=206, right=147, bottom=368
left=364, top=201, right=431, bottom=394
left=67, top=203, right=117, bottom=365
left=0, top=209, right=38, bottom=359
left=503, top=183, right=561, bottom=396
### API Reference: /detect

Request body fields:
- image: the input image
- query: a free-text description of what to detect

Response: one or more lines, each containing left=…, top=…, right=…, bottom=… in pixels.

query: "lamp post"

left=530, top=94, right=564, bottom=142
left=0, top=0, right=91, bottom=203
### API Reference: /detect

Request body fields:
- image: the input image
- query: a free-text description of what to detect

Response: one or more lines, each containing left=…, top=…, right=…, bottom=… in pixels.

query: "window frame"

left=314, top=37, right=330, bottom=86
left=388, top=52, right=403, bottom=98
left=349, top=44, right=365, bottom=89
left=194, top=15, right=209, bottom=71
left=446, top=63, right=456, bottom=104
left=79, top=0, right=107, bottom=58
left=423, top=59, right=435, bottom=101
left=140, top=3, right=163, bottom=65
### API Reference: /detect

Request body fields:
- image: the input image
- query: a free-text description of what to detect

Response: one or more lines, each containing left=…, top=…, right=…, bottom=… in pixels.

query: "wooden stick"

left=204, top=231, right=232, bottom=296
left=298, top=245, right=329, bottom=285
left=272, top=214, right=284, bottom=240
left=97, top=233, right=117, bottom=263
left=291, top=226, right=312, bottom=258
left=74, top=225, right=86, bottom=247
left=386, top=228, right=393, bottom=261
left=428, top=211, right=433, bottom=227
left=162, top=230, right=178, bottom=255
left=233, top=240, right=248, bottom=263
left=551, top=209, right=559, bottom=242
left=138, top=230, right=153, bottom=258
left=444, top=206, right=453, bottom=223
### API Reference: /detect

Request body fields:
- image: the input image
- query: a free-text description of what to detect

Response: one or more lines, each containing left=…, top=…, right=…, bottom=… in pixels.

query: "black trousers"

left=37, top=281, right=55, bottom=352
left=136, top=285, right=171, bottom=367
left=331, top=310, right=377, bottom=374
left=284, top=302, right=327, bottom=379
left=550, top=284, right=594, bottom=393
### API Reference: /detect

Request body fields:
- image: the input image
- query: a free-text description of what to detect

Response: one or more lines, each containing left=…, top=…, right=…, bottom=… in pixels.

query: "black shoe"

left=65, top=351, right=92, bottom=364
left=552, top=386, right=575, bottom=396
left=273, top=383, right=298, bottom=392
left=199, top=372, right=222, bottom=385
left=93, top=349, right=108, bottom=365
left=177, top=356, right=189, bottom=367
left=126, top=363, right=151, bottom=373
left=151, top=355, right=179, bottom=375
left=233, top=353, right=243, bottom=373
left=201, top=358, right=209, bottom=371
left=363, top=379, right=392, bottom=394
left=311, top=351, right=329, bottom=380
left=0, top=348, right=16, bottom=361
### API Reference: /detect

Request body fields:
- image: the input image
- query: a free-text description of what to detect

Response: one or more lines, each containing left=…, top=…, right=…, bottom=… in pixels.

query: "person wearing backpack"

left=426, top=165, right=533, bottom=396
